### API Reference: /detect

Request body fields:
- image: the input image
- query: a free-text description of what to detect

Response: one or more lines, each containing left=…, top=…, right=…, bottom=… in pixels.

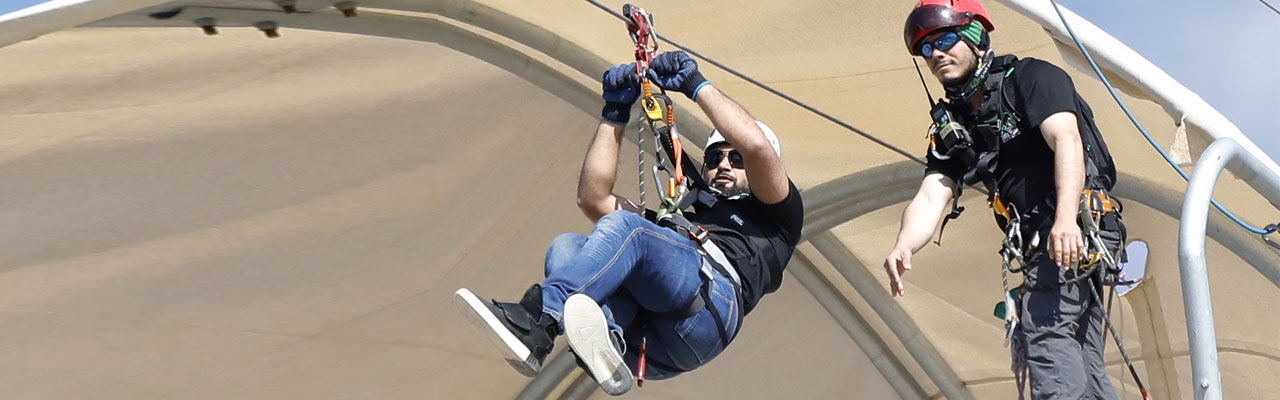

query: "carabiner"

left=1264, top=224, right=1280, bottom=251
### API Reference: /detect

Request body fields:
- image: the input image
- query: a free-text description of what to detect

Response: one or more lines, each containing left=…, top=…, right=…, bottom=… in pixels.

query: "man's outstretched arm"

left=883, top=172, right=956, bottom=296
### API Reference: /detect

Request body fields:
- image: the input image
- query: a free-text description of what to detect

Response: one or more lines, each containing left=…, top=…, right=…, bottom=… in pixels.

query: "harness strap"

left=700, top=268, right=739, bottom=346
left=636, top=259, right=740, bottom=362
left=656, top=211, right=742, bottom=287
left=638, top=207, right=744, bottom=357
left=700, top=241, right=741, bottom=286
left=630, top=251, right=740, bottom=380
left=648, top=210, right=742, bottom=352
left=934, top=64, right=1012, bottom=247
left=934, top=191, right=965, bottom=247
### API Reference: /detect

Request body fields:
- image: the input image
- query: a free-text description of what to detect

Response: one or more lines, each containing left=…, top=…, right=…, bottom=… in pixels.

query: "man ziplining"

left=455, top=46, right=802, bottom=396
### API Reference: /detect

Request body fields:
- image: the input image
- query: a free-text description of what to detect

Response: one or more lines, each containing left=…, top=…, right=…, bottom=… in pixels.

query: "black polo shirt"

left=687, top=181, right=803, bottom=316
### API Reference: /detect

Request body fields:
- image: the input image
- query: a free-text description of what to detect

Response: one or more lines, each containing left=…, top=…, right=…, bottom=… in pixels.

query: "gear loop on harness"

left=1000, top=187, right=1151, bottom=399
left=995, top=195, right=1032, bottom=350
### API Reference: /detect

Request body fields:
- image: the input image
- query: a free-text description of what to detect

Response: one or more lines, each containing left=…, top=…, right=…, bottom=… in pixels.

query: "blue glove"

left=647, top=51, right=709, bottom=100
left=601, top=63, right=642, bottom=125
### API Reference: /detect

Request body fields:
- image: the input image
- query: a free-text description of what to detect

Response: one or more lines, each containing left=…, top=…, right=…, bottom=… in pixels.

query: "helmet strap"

left=944, top=48, right=995, bottom=105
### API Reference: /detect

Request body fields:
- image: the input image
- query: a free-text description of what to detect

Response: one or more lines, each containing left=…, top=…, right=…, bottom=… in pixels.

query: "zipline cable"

left=1259, top=0, right=1280, bottom=15
left=585, top=0, right=925, bottom=166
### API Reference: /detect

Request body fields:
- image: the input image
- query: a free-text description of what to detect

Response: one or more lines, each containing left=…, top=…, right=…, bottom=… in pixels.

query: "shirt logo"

left=1000, top=115, right=1021, bottom=143
left=730, top=214, right=744, bottom=226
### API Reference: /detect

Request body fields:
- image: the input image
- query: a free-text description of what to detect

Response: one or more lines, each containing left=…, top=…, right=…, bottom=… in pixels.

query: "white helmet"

left=706, top=120, right=781, bottom=157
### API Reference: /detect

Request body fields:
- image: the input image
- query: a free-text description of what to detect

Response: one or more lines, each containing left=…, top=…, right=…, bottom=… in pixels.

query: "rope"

left=999, top=218, right=1028, bottom=400
left=1085, top=271, right=1153, bottom=400
left=1046, top=0, right=1279, bottom=237
left=1010, top=324, right=1029, bottom=400
left=637, top=125, right=647, bottom=212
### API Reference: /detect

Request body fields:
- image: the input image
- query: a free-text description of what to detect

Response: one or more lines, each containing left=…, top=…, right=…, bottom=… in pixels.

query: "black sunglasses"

left=704, top=149, right=744, bottom=169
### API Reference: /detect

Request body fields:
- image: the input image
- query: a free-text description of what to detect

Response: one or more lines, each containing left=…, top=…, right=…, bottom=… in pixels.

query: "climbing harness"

left=995, top=198, right=1031, bottom=347
left=919, top=56, right=1022, bottom=246
left=999, top=188, right=1151, bottom=399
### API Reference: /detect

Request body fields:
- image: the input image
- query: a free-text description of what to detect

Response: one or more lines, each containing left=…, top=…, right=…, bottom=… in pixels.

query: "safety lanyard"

left=624, top=4, right=688, bottom=218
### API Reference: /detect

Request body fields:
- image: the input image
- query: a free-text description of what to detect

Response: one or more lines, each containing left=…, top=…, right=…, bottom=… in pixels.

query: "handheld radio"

left=916, top=60, right=975, bottom=161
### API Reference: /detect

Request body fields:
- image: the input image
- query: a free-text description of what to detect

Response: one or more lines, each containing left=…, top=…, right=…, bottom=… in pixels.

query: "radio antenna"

left=912, top=59, right=936, bottom=108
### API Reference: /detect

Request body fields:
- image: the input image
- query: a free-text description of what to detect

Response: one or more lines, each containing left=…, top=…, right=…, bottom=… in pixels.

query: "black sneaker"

left=454, top=285, right=557, bottom=377
left=564, top=293, right=634, bottom=396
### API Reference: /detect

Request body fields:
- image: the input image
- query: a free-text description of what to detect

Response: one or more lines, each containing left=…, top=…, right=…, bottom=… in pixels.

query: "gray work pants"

left=1019, top=226, right=1124, bottom=400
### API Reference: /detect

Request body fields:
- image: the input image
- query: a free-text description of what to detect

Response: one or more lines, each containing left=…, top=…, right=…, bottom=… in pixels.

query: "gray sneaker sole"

left=563, top=294, right=633, bottom=396
left=453, top=288, right=540, bottom=377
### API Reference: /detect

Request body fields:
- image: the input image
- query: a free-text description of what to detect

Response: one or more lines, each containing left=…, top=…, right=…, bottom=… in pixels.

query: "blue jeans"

left=542, top=211, right=741, bottom=379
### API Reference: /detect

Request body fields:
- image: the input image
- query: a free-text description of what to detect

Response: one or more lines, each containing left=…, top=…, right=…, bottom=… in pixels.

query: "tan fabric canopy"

left=0, top=0, right=1275, bottom=398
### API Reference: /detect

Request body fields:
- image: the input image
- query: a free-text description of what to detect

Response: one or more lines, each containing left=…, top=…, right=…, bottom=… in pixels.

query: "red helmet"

left=904, top=0, right=995, bottom=56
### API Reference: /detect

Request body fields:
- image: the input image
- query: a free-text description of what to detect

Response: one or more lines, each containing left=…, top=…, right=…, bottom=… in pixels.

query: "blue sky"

left=1, top=0, right=1276, bottom=161
left=1059, top=0, right=1280, bottom=162
left=0, top=0, right=42, bottom=16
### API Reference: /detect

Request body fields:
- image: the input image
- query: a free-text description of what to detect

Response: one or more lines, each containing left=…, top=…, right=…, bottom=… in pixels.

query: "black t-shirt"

left=686, top=181, right=803, bottom=316
left=926, top=57, right=1097, bottom=222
